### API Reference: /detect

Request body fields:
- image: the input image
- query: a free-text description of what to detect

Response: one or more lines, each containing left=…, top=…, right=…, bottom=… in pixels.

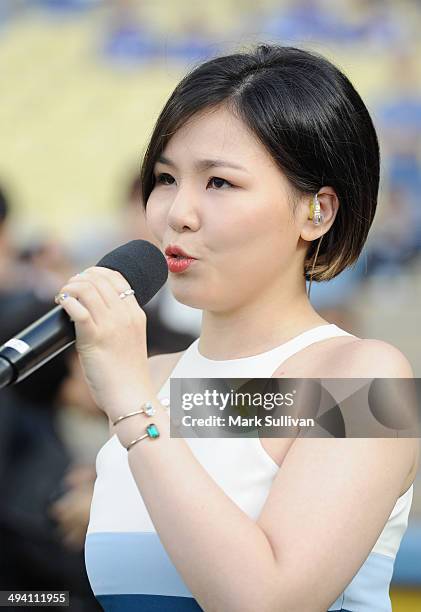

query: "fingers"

left=54, top=292, right=97, bottom=335
left=80, top=267, right=144, bottom=323
left=71, top=269, right=127, bottom=310
left=54, top=272, right=105, bottom=336
left=55, top=266, right=144, bottom=332
left=88, top=267, right=129, bottom=294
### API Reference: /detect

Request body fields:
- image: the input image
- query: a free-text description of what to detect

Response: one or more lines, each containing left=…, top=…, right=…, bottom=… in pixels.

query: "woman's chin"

left=170, top=285, right=205, bottom=309
left=170, top=278, right=229, bottom=312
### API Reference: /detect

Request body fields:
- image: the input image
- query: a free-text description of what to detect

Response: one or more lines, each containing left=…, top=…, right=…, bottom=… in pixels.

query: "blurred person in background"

left=365, top=185, right=418, bottom=277
left=17, top=238, right=76, bottom=302
left=374, top=48, right=421, bottom=258
left=0, top=184, right=58, bottom=354
left=0, top=186, right=105, bottom=608
left=0, top=294, right=104, bottom=611
left=0, top=182, right=75, bottom=301
left=0, top=183, right=22, bottom=293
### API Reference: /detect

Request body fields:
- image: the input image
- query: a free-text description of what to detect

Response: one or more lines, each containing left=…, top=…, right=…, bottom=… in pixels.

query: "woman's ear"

left=300, top=187, right=339, bottom=242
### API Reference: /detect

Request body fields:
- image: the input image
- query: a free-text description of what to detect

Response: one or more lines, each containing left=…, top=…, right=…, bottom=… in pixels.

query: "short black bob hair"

left=140, top=43, right=380, bottom=282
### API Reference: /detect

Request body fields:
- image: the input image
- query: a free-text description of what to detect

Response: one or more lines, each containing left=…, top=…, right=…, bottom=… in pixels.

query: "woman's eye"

left=153, top=173, right=234, bottom=189
left=155, top=173, right=174, bottom=185
left=207, top=177, right=234, bottom=189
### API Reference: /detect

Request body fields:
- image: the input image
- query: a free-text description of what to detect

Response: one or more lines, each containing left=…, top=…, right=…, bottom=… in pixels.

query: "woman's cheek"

left=145, top=203, right=165, bottom=245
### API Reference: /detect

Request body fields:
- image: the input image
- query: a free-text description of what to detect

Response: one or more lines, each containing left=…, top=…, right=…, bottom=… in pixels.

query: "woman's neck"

left=198, top=293, right=328, bottom=360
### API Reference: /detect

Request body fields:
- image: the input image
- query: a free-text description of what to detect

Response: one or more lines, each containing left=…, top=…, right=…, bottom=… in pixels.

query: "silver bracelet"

left=112, top=398, right=170, bottom=427
left=112, top=401, right=155, bottom=426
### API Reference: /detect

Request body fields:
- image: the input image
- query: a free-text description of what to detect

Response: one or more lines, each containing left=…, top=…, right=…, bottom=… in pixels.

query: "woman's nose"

left=167, top=189, right=200, bottom=232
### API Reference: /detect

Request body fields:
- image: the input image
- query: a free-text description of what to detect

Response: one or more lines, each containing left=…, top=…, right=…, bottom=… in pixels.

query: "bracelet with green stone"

left=126, top=423, right=160, bottom=451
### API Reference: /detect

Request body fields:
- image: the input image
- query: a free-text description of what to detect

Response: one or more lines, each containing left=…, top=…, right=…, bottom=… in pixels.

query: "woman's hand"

left=55, top=266, right=154, bottom=422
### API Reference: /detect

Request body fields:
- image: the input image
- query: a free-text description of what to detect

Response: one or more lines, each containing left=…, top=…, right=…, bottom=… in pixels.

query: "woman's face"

left=146, top=104, right=304, bottom=312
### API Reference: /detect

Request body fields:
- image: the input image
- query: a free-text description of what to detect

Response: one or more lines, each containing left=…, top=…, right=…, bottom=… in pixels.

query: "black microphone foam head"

left=96, top=239, right=168, bottom=306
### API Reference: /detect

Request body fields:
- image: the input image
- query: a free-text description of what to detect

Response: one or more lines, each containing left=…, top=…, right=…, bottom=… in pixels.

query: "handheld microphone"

left=0, top=240, right=168, bottom=389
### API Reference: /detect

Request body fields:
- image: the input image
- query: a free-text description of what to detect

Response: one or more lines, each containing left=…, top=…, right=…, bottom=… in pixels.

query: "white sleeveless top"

left=85, top=323, right=414, bottom=611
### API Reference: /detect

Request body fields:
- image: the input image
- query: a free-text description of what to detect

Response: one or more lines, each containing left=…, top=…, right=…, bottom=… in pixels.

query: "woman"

left=56, top=44, right=419, bottom=611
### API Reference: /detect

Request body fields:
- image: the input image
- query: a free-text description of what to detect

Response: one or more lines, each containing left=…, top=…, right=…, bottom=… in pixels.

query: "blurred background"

left=0, top=0, right=420, bottom=610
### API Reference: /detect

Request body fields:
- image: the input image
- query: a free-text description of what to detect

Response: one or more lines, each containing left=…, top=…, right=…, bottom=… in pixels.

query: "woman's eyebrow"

left=156, top=155, right=249, bottom=173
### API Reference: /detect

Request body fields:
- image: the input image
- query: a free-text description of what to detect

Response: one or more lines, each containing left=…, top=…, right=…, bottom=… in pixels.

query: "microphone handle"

left=0, top=357, right=13, bottom=388
left=0, top=305, right=76, bottom=389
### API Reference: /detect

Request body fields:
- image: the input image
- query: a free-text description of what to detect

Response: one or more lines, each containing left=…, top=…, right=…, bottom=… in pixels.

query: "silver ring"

left=119, top=288, right=135, bottom=300
left=55, top=292, right=70, bottom=304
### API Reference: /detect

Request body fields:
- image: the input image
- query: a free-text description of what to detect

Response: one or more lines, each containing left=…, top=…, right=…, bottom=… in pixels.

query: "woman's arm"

left=114, top=340, right=416, bottom=612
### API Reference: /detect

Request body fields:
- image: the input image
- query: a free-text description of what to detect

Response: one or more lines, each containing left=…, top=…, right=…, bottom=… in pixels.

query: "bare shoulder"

left=277, top=334, right=415, bottom=379
left=327, top=337, right=415, bottom=378
left=148, top=350, right=187, bottom=394
left=330, top=341, right=419, bottom=493
left=271, top=335, right=419, bottom=486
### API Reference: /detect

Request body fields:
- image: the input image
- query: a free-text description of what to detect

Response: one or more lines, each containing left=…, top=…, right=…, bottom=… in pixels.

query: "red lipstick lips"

left=164, top=244, right=197, bottom=273
left=165, top=245, right=196, bottom=259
